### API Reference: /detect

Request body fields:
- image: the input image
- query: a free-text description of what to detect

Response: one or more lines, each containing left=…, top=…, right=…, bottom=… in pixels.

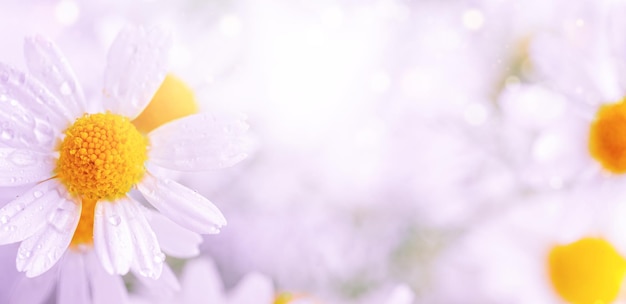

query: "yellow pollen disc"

left=56, top=113, right=147, bottom=201
left=589, top=100, right=626, bottom=173
left=132, top=73, right=199, bottom=134
left=274, top=292, right=313, bottom=304
left=70, top=198, right=97, bottom=246
left=548, top=237, right=626, bottom=304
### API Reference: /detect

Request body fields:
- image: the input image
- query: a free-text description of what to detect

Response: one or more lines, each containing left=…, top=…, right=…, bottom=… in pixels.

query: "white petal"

left=24, top=35, right=86, bottom=118
left=57, top=252, right=91, bottom=304
left=120, top=197, right=163, bottom=279
left=530, top=34, right=613, bottom=104
left=138, top=172, right=226, bottom=234
left=147, top=210, right=202, bottom=258
left=180, top=258, right=223, bottom=303
left=383, top=284, right=415, bottom=304
left=147, top=112, right=248, bottom=171
left=16, top=195, right=81, bottom=277
left=9, top=262, right=57, bottom=303
left=85, top=249, right=130, bottom=304
left=93, top=200, right=134, bottom=275
left=0, top=63, right=67, bottom=150
left=0, top=179, right=66, bottom=245
left=228, top=273, right=275, bottom=304
left=0, top=148, right=55, bottom=186
left=133, top=262, right=180, bottom=298
left=102, top=26, right=171, bottom=119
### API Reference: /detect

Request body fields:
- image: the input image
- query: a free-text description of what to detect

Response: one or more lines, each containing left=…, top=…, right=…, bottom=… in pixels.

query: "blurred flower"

left=0, top=26, right=247, bottom=279
left=432, top=186, right=626, bottom=303
left=131, top=258, right=274, bottom=304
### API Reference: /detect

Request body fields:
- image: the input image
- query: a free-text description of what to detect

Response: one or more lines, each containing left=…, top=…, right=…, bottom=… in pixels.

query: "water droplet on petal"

left=33, top=191, right=43, bottom=198
left=152, top=251, right=165, bottom=263
left=59, top=82, right=72, bottom=95
left=107, top=215, right=121, bottom=226
left=3, top=225, right=15, bottom=232
left=1, top=129, right=14, bottom=141
left=17, top=248, right=31, bottom=259
left=15, top=203, right=25, bottom=212
left=0, top=215, right=8, bottom=224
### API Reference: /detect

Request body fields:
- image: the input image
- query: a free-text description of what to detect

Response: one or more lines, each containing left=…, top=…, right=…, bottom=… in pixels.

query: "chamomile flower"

left=434, top=187, right=626, bottom=304
left=0, top=25, right=248, bottom=279
left=515, top=1, right=626, bottom=185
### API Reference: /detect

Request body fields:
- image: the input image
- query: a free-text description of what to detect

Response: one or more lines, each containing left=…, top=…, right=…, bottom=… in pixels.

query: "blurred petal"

left=86, top=249, right=130, bottom=304
left=147, top=112, right=248, bottom=171
left=180, top=258, right=223, bottom=303
left=57, top=252, right=90, bottom=304
left=134, top=262, right=180, bottom=298
left=17, top=196, right=80, bottom=277
left=0, top=179, right=66, bottom=245
left=148, top=210, right=202, bottom=258
left=228, top=273, right=275, bottom=304
left=24, top=35, right=86, bottom=118
left=102, top=26, right=171, bottom=119
left=138, top=172, right=226, bottom=234
left=9, top=262, right=56, bottom=303
left=530, top=34, right=617, bottom=104
left=93, top=200, right=133, bottom=275
left=0, top=148, right=54, bottom=186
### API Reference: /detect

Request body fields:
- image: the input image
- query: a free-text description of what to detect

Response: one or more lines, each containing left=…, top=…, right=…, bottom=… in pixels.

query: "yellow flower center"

left=132, top=74, right=198, bottom=134
left=548, top=237, right=626, bottom=304
left=589, top=100, right=626, bottom=173
left=56, top=113, right=147, bottom=201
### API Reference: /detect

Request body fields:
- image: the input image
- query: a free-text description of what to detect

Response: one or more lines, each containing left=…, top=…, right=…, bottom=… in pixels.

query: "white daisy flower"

left=131, top=258, right=275, bottom=304
left=433, top=187, right=626, bottom=304
left=0, top=25, right=248, bottom=279
left=508, top=0, right=626, bottom=186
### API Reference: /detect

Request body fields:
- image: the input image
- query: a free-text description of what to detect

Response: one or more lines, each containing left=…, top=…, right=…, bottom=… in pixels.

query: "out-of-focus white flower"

left=0, top=26, right=247, bottom=279
left=131, top=258, right=274, bottom=304
left=508, top=0, right=626, bottom=187
left=431, top=186, right=626, bottom=304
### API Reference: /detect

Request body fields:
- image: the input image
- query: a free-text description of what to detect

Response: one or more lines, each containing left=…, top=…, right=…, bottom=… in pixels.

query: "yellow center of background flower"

left=56, top=113, right=147, bottom=201
left=132, top=74, right=198, bottom=134
left=548, top=237, right=626, bottom=304
left=589, top=100, right=626, bottom=173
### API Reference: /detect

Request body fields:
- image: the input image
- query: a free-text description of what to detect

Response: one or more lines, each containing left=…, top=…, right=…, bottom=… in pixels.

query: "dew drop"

left=153, top=251, right=165, bottom=263
left=3, top=225, right=16, bottom=232
left=107, top=215, right=121, bottom=226
left=207, top=226, right=220, bottom=234
left=1, top=129, right=14, bottom=141
left=15, top=203, right=25, bottom=212
left=59, top=82, right=72, bottom=95
left=17, top=248, right=31, bottom=259
left=33, top=191, right=43, bottom=199
left=0, top=215, right=8, bottom=224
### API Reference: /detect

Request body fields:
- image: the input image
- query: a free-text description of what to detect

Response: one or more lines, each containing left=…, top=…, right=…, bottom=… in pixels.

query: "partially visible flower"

left=0, top=25, right=248, bottom=279
left=431, top=186, right=626, bottom=303
left=131, top=258, right=274, bottom=304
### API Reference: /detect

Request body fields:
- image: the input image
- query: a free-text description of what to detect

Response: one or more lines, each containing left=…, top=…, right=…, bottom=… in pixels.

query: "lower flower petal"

left=16, top=196, right=81, bottom=277
left=138, top=172, right=227, bottom=234
left=0, top=179, right=67, bottom=245
left=93, top=200, right=133, bottom=275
